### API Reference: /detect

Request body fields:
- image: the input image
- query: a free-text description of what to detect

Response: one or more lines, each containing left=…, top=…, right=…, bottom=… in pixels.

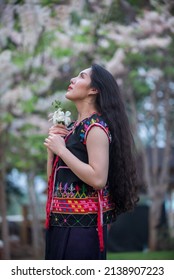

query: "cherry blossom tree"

left=0, top=0, right=174, bottom=258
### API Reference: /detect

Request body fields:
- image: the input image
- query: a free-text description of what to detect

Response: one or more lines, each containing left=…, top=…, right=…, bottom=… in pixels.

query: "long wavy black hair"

left=90, top=63, right=139, bottom=215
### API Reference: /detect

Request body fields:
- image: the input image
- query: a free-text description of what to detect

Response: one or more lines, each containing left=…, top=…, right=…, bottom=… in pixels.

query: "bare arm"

left=57, top=126, right=109, bottom=189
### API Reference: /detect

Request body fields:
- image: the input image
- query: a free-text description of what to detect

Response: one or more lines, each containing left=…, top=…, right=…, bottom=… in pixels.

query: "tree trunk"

left=0, top=128, right=10, bottom=259
left=27, top=172, right=44, bottom=259
left=148, top=191, right=164, bottom=251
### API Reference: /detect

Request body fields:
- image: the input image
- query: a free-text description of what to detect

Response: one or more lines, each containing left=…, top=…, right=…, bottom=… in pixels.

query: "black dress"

left=45, top=113, right=116, bottom=260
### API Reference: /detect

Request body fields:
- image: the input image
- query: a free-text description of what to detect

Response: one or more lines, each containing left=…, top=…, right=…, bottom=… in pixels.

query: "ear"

left=89, top=88, right=98, bottom=95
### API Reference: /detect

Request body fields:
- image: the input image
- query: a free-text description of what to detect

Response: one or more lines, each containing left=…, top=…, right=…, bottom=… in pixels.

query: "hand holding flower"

left=49, top=124, right=69, bottom=137
left=44, top=100, right=72, bottom=156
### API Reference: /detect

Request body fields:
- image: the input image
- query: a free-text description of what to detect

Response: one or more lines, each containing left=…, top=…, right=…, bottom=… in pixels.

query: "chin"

left=65, top=93, right=71, bottom=100
left=65, top=91, right=70, bottom=98
left=65, top=91, right=76, bottom=101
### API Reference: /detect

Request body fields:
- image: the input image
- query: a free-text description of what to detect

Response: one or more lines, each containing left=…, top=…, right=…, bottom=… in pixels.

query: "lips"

left=68, top=86, right=73, bottom=91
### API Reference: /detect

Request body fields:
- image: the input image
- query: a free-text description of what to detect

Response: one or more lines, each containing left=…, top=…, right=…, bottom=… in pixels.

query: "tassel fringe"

left=45, top=156, right=59, bottom=229
left=97, top=189, right=104, bottom=252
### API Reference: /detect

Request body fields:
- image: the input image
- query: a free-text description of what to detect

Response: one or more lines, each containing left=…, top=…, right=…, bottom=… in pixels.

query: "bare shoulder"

left=86, top=126, right=109, bottom=145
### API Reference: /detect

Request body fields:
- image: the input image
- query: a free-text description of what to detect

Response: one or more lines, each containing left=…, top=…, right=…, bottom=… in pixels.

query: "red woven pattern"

left=45, top=155, right=59, bottom=229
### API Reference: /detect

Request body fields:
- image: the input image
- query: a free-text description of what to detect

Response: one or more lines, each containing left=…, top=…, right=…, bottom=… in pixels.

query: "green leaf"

left=20, top=96, right=38, bottom=113
left=12, top=52, right=31, bottom=68
left=52, top=100, right=62, bottom=110
left=164, top=67, right=174, bottom=78
left=2, top=112, right=14, bottom=124
left=52, top=47, right=73, bottom=58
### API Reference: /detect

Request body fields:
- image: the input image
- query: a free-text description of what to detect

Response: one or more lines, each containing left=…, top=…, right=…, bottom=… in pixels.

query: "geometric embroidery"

left=54, top=182, right=98, bottom=199
left=78, top=113, right=112, bottom=144
left=51, top=195, right=114, bottom=214
left=50, top=210, right=116, bottom=227
left=51, top=181, right=115, bottom=227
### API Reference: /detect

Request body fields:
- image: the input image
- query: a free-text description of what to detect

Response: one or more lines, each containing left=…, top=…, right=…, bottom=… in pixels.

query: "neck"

left=75, top=101, right=98, bottom=122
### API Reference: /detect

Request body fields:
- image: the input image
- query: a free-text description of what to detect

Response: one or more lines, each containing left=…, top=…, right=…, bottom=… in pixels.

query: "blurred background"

left=0, top=0, right=174, bottom=260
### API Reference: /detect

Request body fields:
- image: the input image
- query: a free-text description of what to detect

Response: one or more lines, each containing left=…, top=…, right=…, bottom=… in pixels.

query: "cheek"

left=66, top=83, right=88, bottom=100
left=76, top=82, right=90, bottom=96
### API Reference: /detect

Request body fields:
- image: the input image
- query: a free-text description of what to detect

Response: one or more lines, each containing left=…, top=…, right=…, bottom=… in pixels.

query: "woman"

left=44, top=64, right=138, bottom=260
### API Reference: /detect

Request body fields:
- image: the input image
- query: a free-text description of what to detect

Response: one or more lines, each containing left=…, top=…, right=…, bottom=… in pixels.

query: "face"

left=65, top=68, right=93, bottom=101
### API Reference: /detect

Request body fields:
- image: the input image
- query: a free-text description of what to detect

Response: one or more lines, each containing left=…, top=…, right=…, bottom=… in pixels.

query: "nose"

left=70, top=77, right=76, bottom=84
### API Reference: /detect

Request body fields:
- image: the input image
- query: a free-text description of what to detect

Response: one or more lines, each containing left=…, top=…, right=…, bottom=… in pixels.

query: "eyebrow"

left=79, top=72, right=88, bottom=76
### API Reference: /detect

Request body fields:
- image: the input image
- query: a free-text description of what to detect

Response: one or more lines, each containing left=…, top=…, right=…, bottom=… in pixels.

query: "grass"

left=107, top=251, right=174, bottom=260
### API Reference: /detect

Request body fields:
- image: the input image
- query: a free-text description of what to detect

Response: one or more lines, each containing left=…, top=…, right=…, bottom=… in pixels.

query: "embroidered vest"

left=45, top=113, right=116, bottom=251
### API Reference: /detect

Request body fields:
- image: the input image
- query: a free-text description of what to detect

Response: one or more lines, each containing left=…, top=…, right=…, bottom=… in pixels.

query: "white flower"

left=49, top=108, right=71, bottom=126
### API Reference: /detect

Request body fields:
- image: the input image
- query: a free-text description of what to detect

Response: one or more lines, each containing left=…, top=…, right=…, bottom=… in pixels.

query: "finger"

left=49, top=127, right=68, bottom=134
left=44, top=137, right=51, bottom=143
left=54, top=123, right=66, bottom=128
left=49, top=130, right=64, bottom=135
left=49, top=124, right=65, bottom=130
left=48, top=132, right=65, bottom=138
left=49, top=133, right=65, bottom=137
left=49, top=133, right=54, bottom=137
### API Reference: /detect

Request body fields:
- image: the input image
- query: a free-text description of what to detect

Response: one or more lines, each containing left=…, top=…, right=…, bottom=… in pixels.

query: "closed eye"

left=79, top=72, right=87, bottom=78
left=80, top=73, right=85, bottom=78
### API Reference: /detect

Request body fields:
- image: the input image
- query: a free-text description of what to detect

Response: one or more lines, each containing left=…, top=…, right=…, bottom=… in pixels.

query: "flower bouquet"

left=49, top=100, right=71, bottom=126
